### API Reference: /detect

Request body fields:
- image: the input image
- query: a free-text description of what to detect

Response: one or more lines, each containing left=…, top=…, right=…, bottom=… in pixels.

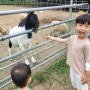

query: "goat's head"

left=25, top=12, right=39, bottom=32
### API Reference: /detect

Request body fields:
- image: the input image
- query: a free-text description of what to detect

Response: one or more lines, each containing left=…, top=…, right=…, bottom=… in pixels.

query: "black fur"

left=18, top=12, right=39, bottom=38
left=9, top=39, right=12, bottom=48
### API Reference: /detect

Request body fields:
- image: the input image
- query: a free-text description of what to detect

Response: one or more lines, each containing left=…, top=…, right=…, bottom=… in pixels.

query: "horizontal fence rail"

left=0, top=3, right=88, bottom=15
left=0, top=18, right=75, bottom=41
left=0, top=31, right=73, bottom=63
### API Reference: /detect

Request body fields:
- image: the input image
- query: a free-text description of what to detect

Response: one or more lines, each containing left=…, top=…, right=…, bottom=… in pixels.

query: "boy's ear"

left=27, top=77, right=31, bottom=84
left=29, top=77, right=31, bottom=82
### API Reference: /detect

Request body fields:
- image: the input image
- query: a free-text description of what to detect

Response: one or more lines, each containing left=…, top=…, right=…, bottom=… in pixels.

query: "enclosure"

left=0, top=0, right=89, bottom=90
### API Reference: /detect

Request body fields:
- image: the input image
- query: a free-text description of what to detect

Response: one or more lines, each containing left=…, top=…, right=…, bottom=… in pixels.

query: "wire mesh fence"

left=0, top=0, right=88, bottom=8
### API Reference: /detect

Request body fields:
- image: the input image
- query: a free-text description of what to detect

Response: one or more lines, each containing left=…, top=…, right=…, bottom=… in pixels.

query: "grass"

left=30, top=56, right=70, bottom=87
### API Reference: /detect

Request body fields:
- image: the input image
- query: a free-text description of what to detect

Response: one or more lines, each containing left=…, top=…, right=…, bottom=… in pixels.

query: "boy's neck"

left=78, top=36, right=88, bottom=40
left=18, top=86, right=28, bottom=90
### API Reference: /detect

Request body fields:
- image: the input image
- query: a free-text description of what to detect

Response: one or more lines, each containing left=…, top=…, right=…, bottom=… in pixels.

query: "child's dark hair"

left=76, top=14, right=90, bottom=25
left=11, top=63, right=31, bottom=88
left=87, top=0, right=90, bottom=4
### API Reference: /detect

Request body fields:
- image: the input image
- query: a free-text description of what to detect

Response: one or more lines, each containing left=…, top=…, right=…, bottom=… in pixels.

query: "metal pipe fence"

left=0, top=18, right=75, bottom=41
left=0, top=31, right=74, bottom=71
left=0, top=47, right=67, bottom=89
left=0, top=31, right=73, bottom=83
left=0, top=1, right=88, bottom=90
left=0, top=3, right=87, bottom=16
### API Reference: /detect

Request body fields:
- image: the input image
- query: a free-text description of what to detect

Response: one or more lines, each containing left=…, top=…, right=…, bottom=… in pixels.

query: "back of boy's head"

left=11, top=63, right=31, bottom=88
left=87, top=0, right=90, bottom=4
left=76, top=14, right=90, bottom=25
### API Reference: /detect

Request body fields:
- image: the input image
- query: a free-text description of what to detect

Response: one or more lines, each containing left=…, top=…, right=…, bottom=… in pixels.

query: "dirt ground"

left=0, top=5, right=87, bottom=90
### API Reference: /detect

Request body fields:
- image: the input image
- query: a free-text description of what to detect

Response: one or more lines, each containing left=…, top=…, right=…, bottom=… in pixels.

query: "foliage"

left=0, top=0, right=35, bottom=5
left=31, top=56, right=70, bottom=86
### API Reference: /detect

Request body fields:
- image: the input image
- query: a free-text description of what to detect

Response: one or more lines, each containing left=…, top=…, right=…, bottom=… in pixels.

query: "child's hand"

left=46, top=36, right=53, bottom=40
left=81, top=71, right=90, bottom=84
left=81, top=75, right=88, bottom=84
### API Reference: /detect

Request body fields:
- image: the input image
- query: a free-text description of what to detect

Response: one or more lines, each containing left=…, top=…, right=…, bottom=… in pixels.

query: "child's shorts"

left=70, top=68, right=88, bottom=90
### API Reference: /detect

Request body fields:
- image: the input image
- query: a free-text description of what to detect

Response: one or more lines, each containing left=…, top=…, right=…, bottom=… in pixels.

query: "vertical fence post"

left=68, top=0, right=73, bottom=33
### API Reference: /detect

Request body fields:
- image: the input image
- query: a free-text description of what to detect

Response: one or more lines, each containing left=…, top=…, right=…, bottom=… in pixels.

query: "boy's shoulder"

left=71, top=35, right=77, bottom=37
left=69, top=35, right=77, bottom=39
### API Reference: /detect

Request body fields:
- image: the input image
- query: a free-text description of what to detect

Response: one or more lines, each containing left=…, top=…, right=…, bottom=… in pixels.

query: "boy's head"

left=75, top=14, right=90, bottom=39
left=76, top=14, right=90, bottom=25
left=11, top=63, right=31, bottom=88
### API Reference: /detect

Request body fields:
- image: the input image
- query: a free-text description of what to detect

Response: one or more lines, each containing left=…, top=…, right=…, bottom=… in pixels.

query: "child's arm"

left=46, top=36, right=66, bottom=43
left=81, top=62, right=90, bottom=84
left=81, top=43, right=90, bottom=84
